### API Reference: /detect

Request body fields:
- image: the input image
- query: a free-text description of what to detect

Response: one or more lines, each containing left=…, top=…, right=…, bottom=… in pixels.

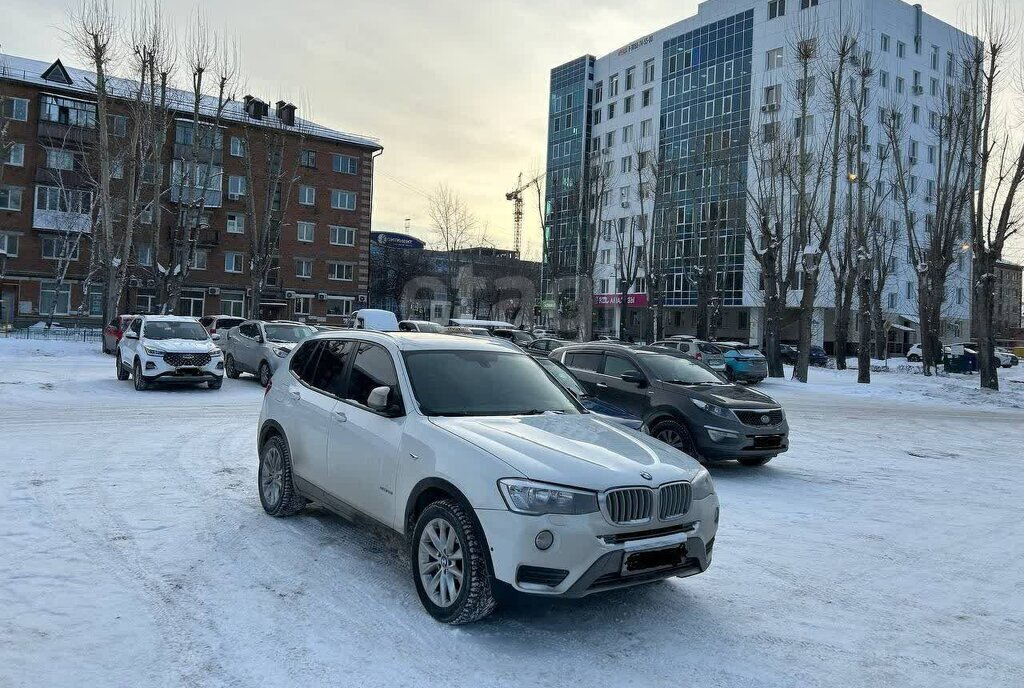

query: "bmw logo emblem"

left=640, top=471, right=653, bottom=481
left=761, top=414, right=771, bottom=424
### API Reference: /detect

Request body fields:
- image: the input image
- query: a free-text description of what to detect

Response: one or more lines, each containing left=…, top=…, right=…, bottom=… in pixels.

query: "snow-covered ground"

left=1, top=339, right=1022, bottom=688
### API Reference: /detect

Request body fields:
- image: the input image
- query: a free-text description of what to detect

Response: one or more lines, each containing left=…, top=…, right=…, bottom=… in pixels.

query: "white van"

left=352, top=309, right=399, bottom=331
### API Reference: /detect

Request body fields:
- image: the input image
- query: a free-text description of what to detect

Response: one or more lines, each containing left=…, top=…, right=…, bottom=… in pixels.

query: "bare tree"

left=963, top=1, right=1024, bottom=390
left=637, top=146, right=670, bottom=340
left=868, top=212, right=901, bottom=359
left=428, top=184, right=477, bottom=319
left=578, top=151, right=613, bottom=340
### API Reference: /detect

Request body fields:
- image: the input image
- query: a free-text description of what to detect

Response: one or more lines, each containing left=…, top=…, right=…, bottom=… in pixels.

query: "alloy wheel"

left=656, top=426, right=694, bottom=454
left=259, top=362, right=271, bottom=387
left=260, top=445, right=284, bottom=508
left=417, top=517, right=464, bottom=608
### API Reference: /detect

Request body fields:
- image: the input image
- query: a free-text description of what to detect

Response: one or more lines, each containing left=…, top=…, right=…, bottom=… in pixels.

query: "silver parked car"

left=652, top=338, right=726, bottom=372
left=223, top=320, right=316, bottom=386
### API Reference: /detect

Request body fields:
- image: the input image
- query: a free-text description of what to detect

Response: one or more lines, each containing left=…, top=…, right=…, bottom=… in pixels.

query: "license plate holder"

left=177, top=367, right=201, bottom=375
left=621, top=544, right=685, bottom=576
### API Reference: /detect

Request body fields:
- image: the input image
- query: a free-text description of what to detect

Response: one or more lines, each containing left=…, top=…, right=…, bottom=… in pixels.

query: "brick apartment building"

left=972, top=260, right=1023, bottom=343
left=0, top=54, right=381, bottom=328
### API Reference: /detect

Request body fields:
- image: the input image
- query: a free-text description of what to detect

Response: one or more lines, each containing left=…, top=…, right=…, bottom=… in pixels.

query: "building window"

left=880, top=34, right=890, bottom=52
left=192, top=248, right=208, bottom=270
left=326, top=296, right=354, bottom=317
left=594, top=80, right=603, bottom=103
left=800, top=0, right=818, bottom=8
left=593, top=108, right=602, bottom=125
left=906, top=281, right=914, bottom=299
left=225, top=251, right=244, bottom=273
left=332, top=154, right=359, bottom=174
left=607, top=101, right=616, bottom=119
left=766, top=47, right=784, bottom=70
left=40, top=281, right=71, bottom=315
left=896, top=76, right=904, bottom=94
left=298, top=185, right=315, bottom=206
left=178, top=290, right=205, bottom=317
left=35, top=185, right=91, bottom=214
left=2, top=143, right=24, bottom=167
left=0, top=186, right=23, bottom=211
left=109, top=114, right=128, bottom=137
left=769, top=0, right=785, bottom=19
left=229, top=136, right=245, bottom=157
left=897, top=41, right=906, bottom=58
left=297, top=221, right=315, bottom=243
left=640, top=119, right=652, bottom=137
left=2, top=97, right=29, bottom=121
left=137, top=243, right=153, bottom=266
left=226, top=213, right=245, bottom=234
left=880, top=71, right=889, bottom=89
left=293, top=296, right=312, bottom=316
left=296, top=259, right=313, bottom=279
left=887, top=293, right=897, bottom=309
left=41, top=236, right=79, bottom=260
left=227, top=175, right=246, bottom=198
left=643, top=59, right=655, bottom=84
left=625, top=66, right=636, bottom=90
left=620, top=156, right=632, bottom=174
left=40, top=95, right=96, bottom=128
left=169, top=160, right=223, bottom=207
left=622, top=124, right=634, bottom=144
left=328, top=262, right=354, bottom=281
left=330, top=225, right=356, bottom=246
left=330, top=189, right=357, bottom=211
left=222, top=292, right=245, bottom=317
left=623, top=95, right=634, bottom=114
left=135, top=293, right=154, bottom=313
left=795, top=115, right=815, bottom=137
left=609, top=73, right=620, bottom=96
left=300, top=149, right=316, bottom=168
left=45, top=148, right=75, bottom=171
left=0, top=233, right=19, bottom=257
left=764, top=84, right=781, bottom=105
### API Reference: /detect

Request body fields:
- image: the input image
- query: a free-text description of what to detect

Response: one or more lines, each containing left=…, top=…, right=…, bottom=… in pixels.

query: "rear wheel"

left=225, top=354, right=240, bottom=379
left=115, top=351, right=129, bottom=380
left=258, top=361, right=272, bottom=388
left=650, top=419, right=700, bottom=460
left=207, top=376, right=223, bottom=390
left=738, top=457, right=773, bottom=467
left=412, top=499, right=496, bottom=625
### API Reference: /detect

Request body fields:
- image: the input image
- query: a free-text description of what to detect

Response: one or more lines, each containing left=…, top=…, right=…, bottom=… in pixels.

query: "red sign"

left=594, top=293, right=648, bottom=307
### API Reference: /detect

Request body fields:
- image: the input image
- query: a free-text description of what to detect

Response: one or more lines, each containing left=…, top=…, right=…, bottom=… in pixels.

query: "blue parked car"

left=716, top=342, right=768, bottom=383
left=777, top=343, right=829, bottom=367
left=535, top=357, right=642, bottom=429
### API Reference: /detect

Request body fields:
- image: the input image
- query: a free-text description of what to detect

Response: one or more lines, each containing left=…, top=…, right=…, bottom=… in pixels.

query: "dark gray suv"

left=550, top=343, right=789, bottom=466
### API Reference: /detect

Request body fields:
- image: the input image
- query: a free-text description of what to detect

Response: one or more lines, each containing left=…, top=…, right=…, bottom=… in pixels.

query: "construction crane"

left=505, top=172, right=542, bottom=256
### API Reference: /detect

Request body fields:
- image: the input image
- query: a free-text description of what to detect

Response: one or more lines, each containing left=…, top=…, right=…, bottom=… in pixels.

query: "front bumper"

left=694, top=422, right=789, bottom=460
left=475, top=493, right=719, bottom=597
left=142, top=355, right=224, bottom=384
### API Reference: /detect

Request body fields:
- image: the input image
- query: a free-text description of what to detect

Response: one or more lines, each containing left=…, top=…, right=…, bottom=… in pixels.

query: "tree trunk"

left=870, top=292, right=887, bottom=361
left=974, top=260, right=999, bottom=390
left=856, top=265, right=872, bottom=383
left=793, top=266, right=819, bottom=383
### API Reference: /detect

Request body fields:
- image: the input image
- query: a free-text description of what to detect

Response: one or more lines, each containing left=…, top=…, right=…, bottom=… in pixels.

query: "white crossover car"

left=116, top=315, right=225, bottom=390
left=257, top=331, right=719, bottom=624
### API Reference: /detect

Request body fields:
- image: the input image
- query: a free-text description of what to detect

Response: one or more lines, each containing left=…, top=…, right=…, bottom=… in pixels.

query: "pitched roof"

left=0, top=53, right=381, bottom=151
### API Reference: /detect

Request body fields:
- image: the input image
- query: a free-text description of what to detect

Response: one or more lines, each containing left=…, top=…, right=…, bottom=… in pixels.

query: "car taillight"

left=695, top=352, right=702, bottom=360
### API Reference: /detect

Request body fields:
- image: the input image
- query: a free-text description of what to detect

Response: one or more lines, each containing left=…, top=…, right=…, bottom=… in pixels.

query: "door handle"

left=288, top=389, right=301, bottom=401
left=596, top=382, right=609, bottom=389
left=333, top=410, right=348, bottom=423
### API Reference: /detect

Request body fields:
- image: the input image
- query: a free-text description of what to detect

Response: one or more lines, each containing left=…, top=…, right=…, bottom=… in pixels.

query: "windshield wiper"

left=664, top=380, right=721, bottom=386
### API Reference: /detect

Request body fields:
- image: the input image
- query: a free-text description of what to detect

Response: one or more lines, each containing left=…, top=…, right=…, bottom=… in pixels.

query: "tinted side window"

left=347, top=343, right=401, bottom=409
left=308, top=340, right=354, bottom=396
left=399, top=322, right=415, bottom=331
left=289, top=341, right=320, bottom=382
left=699, top=343, right=720, bottom=354
left=565, top=352, right=602, bottom=372
left=240, top=322, right=259, bottom=338
left=603, top=355, right=640, bottom=377
left=130, top=318, right=142, bottom=335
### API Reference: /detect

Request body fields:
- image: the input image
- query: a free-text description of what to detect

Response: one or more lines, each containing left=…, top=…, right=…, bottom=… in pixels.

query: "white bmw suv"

left=116, top=315, right=225, bottom=390
left=258, top=331, right=719, bottom=624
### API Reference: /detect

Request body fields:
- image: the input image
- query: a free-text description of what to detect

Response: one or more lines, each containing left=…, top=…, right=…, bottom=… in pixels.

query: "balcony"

left=37, top=121, right=96, bottom=146
left=173, top=143, right=224, bottom=166
left=34, top=167, right=91, bottom=189
left=33, top=209, right=91, bottom=233
left=166, top=228, right=220, bottom=247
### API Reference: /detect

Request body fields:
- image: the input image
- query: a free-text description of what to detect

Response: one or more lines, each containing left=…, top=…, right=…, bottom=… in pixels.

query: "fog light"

left=706, top=427, right=739, bottom=442
left=145, top=361, right=156, bottom=370
left=216, top=361, right=224, bottom=369
left=535, top=530, right=554, bottom=550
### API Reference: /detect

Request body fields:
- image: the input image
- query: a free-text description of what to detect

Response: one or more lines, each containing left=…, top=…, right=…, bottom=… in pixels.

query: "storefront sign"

left=594, top=293, right=648, bottom=307
left=370, top=231, right=425, bottom=250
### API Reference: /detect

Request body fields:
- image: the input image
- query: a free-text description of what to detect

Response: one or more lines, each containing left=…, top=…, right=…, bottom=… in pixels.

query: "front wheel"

left=225, top=354, right=240, bottom=379
left=412, top=499, right=496, bottom=625
left=649, top=419, right=700, bottom=460
left=258, top=361, right=272, bottom=388
left=738, top=457, right=773, bottom=467
left=115, top=352, right=129, bottom=380
left=132, top=360, right=149, bottom=391
left=907, top=354, right=921, bottom=362
left=207, top=376, right=223, bottom=390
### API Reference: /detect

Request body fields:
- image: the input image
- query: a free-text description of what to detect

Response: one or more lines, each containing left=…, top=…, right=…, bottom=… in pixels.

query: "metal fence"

left=1, top=326, right=102, bottom=343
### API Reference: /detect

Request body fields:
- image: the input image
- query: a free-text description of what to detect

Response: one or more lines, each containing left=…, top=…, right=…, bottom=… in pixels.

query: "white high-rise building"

left=542, top=0, right=972, bottom=350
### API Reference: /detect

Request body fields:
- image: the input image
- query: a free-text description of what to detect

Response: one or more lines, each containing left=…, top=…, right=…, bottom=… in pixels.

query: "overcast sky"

left=8, top=0, right=1015, bottom=262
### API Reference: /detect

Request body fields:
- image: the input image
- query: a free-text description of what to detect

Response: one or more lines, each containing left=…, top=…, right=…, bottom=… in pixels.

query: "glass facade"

left=654, top=10, right=753, bottom=306
left=542, top=55, right=594, bottom=300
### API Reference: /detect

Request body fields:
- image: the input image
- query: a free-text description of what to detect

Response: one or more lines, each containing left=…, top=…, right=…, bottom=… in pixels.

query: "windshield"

left=144, top=321, right=209, bottom=341
left=510, top=331, right=534, bottom=343
left=536, top=358, right=587, bottom=397
left=637, top=352, right=725, bottom=384
left=416, top=322, right=445, bottom=333
left=264, top=324, right=314, bottom=343
left=403, top=350, right=581, bottom=416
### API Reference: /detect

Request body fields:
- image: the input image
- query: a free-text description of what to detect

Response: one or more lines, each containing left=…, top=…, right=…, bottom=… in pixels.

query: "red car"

left=102, top=314, right=137, bottom=354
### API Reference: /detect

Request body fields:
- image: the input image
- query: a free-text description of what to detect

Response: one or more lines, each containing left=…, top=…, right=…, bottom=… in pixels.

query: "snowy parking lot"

left=1, top=339, right=1023, bottom=688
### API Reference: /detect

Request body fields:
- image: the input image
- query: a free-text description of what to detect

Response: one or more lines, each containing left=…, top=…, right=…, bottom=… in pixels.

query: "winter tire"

left=908, top=354, right=921, bottom=362
left=258, top=435, right=306, bottom=517
left=132, top=360, right=149, bottom=391
left=738, top=457, right=773, bottom=467
left=412, top=499, right=496, bottom=625
left=208, top=377, right=223, bottom=390
left=650, top=419, right=700, bottom=460
left=258, top=361, right=272, bottom=388
left=225, top=354, right=240, bottom=379
left=115, top=352, right=130, bottom=381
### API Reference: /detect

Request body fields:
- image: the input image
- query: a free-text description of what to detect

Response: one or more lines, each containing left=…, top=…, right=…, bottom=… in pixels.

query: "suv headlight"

left=143, top=346, right=165, bottom=357
left=210, top=348, right=222, bottom=357
left=691, top=467, right=715, bottom=500
left=273, top=347, right=290, bottom=358
left=498, top=478, right=599, bottom=516
left=691, top=398, right=733, bottom=420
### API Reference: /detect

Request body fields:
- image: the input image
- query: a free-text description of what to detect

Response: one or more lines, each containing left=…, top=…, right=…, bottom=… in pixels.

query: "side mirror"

left=124, top=331, right=139, bottom=340
left=211, top=333, right=221, bottom=341
left=367, top=385, right=392, bottom=412
left=621, top=370, right=646, bottom=387
left=255, top=335, right=264, bottom=344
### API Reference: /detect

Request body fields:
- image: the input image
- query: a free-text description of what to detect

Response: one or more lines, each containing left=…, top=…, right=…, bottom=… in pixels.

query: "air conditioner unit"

left=909, top=156, right=918, bottom=165
left=766, top=103, right=780, bottom=112
left=620, top=201, right=630, bottom=208
left=913, top=85, right=924, bottom=95
left=760, top=104, right=769, bottom=113
left=601, top=147, right=610, bottom=155
left=228, top=193, right=240, bottom=201
left=316, top=292, right=327, bottom=301
left=925, top=195, right=934, bottom=203
left=207, top=286, right=221, bottom=295
left=146, top=279, right=156, bottom=288
left=245, top=287, right=252, bottom=296
left=128, top=278, right=141, bottom=288
left=285, top=290, right=296, bottom=299
left=357, top=294, right=367, bottom=303
left=862, top=143, right=872, bottom=153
